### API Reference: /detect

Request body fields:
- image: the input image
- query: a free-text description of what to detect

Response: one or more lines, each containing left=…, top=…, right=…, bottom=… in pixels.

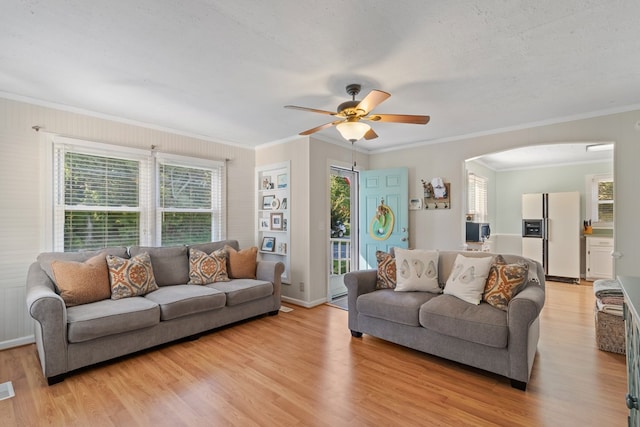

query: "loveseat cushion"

left=419, top=294, right=508, bottom=348
left=67, top=297, right=160, bottom=343
left=129, top=245, right=189, bottom=286
left=208, top=279, right=273, bottom=306
left=144, top=285, right=226, bottom=320
left=357, top=289, right=438, bottom=326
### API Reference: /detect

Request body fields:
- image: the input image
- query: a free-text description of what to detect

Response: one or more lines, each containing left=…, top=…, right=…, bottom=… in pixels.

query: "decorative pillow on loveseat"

left=375, top=250, right=396, bottom=289
left=107, top=252, right=158, bottom=299
left=394, top=248, right=440, bottom=293
left=443, top=254, right=494, bottom=305
left=188, top=248, right=230, bottom=285
left=483, top=257, right=529, bottom=311
left=50, top=253, right=111, bottom=307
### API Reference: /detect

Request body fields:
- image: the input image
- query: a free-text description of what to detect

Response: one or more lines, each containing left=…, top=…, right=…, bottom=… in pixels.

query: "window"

left=52, top=138, right=224, bottom=251
left=157, top=156, right=224, bottom=245
left=589, top=174, right=614, bottom=227
left=467, top=172, right=488, bottom=222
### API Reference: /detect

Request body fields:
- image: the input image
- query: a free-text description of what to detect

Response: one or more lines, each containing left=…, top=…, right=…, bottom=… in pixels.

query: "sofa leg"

left=47, top=374, right=65, bottom=386
left=350, top=330, right=363, bottom=338
left=510, top=379, right=527, bottom=391
left=268, top=310, right=279, bottom=316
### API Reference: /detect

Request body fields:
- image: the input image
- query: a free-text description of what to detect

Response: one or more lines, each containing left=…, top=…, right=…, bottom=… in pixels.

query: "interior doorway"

left=328, top=166, right=358, bottom=302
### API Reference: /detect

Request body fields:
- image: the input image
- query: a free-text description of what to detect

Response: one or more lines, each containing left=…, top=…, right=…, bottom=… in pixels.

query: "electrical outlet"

left=299, top=282, right=304, bottom=292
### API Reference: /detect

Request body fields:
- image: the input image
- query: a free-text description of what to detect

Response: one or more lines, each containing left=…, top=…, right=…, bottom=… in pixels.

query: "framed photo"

left=277, top=173, right=288, bottom=189
left=259, top=215, right=270, bottom=231
left=281, top=197, right=287, bottom=209
left=409, top=197, right=423, bottom=210
left=262, top=195, right=275, bottom=210
left=270, top=212, right=284, bottom=230
left=261, top=236, right=276, bottom=252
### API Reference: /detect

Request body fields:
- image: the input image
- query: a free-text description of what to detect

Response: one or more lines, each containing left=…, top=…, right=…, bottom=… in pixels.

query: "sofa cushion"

left=107, top=252, right=159, bottom=299
left=129, top=245, right=188, bottom=286
left=394, top=248, right=440, bottom=293
left=224, top=245, right=258, bottom=279
left=66, top=297, right=160, bottom=343
left=188, top=248, right=230, bottom=285
left=144, top=285, right=226, bottom=320
left=376, top=250, right=396, bottom=289
left=37, top=246, right=129, bottom=285
left=483, top=261, right=529, bottom=311
left=419, top=294, right=508, bottom=348
left=357, top=289, right=438, bottom=326
left=51, top=253, right=111, bottom=307
left=208, top=279, right=273, bottom=306
left=443, top=254, right=494, bottom=305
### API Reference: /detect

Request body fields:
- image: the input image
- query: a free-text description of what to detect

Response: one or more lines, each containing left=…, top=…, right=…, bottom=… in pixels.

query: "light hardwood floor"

left=0, top=281, right=628, bottom=426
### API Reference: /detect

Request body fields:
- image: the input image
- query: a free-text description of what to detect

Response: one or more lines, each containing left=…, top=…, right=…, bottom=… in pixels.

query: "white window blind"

left=52, top=139, right=225, bottom=251
left=467, top=172, right=488, bottom=222
left=590, top=174, right=614, bottom=226
left=157, top=156, right=225, bottom=245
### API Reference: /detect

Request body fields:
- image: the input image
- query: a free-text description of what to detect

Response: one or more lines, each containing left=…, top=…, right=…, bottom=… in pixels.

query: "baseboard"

left=281, top=296, right=327, bottom=308
left=0, top=335, right=34, bottom=350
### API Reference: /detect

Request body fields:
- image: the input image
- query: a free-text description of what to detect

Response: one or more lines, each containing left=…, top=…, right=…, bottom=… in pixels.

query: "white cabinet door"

left=547, top=192, right=580, bottom=279
left=586, top=237, right=614, bottom=280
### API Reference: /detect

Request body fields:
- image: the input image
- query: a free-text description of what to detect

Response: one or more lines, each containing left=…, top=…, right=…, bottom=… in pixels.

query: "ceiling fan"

left=284, top=83, right=430, bottom=143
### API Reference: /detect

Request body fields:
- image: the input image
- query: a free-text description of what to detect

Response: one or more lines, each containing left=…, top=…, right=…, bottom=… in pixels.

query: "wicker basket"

left=594, top=303, right=626, bottom=355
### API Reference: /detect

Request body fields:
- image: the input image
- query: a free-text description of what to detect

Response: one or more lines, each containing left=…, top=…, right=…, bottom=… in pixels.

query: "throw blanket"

left=593, top=279, right=622, bottom=298
left=596, top=299, right=624, bottom=317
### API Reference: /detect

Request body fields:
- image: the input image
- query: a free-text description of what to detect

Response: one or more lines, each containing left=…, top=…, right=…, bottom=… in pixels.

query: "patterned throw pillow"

left=394, top=248, right=440, bottom=293
left=483, top=261, right=529, bottom=311
left=51, top=253, right=111, bottom=307
left=443, top=254, right=494, bottom=305
left=107, top=252, right=159, bottom=299
left=376, top=250, right=396, bottom=289
left=224, top=245, right=258, bottom=279
left=188, top=248, right=230, bottom=285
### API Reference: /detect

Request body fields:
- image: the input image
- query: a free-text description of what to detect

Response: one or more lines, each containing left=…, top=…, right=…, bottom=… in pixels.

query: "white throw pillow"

left=443, top=254, right=494, bottom=304
left=394, top=248, right=440, bottom=293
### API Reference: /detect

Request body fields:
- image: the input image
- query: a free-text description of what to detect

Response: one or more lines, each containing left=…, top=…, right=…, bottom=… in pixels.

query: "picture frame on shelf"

left=259, top=215, right=270, bottom=231
left=277, top=173, right=288, bottom=189
left=261, top=236, right=276, bottom=252
left=262, top=195, right=275, bottom=210
left=281, top=197, right=287, bottom=209
left=270, top=197, right=280, bottom=210
left=270, top=212, right=284, bottom=230
left=262, top=177, right=273, bottom=190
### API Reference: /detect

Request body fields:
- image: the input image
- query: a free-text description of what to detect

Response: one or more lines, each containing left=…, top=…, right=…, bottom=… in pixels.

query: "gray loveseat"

left=345, top=250, right=545, bottom=390
left=26, top=240, right=283, bottom=385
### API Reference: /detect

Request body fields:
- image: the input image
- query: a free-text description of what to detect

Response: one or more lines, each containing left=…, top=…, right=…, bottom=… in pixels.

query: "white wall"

left=370, top=110, right=640, bottom=277
left=0, top=97, right=256, bottom=348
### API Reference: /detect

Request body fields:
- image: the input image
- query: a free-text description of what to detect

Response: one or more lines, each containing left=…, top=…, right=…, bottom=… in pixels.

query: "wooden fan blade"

left=356, top=90, right=391, bottom=114
left=366, top=114, right=430, bottom=125
left=363, top=128, right=378, bottom=140
left=298, top=120, right=344, bottom=136
left=284, top=105, right=338, bottom=116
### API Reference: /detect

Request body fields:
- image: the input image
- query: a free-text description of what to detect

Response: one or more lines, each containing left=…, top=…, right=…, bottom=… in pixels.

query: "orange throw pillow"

left=224, top=245, right=258, bottom=279
left=51, top=253, right=111, bottom=307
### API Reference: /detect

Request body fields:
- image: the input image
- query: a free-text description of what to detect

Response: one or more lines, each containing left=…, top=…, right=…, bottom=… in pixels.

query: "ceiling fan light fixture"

left=336, top=121, right=371, bottom=142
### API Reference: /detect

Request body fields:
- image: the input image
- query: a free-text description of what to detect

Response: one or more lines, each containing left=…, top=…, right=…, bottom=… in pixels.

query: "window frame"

left=467, top=172, right=488, bottom=223
left=48, top=136, right=225, bottom=251
left=587, top=173, right=614, bottom=229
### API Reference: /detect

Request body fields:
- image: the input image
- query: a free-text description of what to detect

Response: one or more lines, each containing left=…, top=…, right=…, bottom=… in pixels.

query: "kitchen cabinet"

left=586, top=236, right=614, bottom=280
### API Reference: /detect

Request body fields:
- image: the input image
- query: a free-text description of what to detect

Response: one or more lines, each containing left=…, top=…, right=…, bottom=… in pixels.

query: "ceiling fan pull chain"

left=351, top=141, right=356, bottom=171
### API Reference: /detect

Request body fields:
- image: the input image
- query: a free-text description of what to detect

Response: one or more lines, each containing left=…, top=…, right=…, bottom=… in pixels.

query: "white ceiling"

left=2, top=1, right=640, bottom=159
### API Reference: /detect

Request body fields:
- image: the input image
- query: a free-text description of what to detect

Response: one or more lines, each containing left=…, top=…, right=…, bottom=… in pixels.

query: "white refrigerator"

left=522, top=192, right=580, bottom=281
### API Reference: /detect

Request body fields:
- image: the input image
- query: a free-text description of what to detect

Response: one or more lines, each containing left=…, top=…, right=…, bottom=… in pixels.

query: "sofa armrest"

left=256, top=260, right=284, bottom=310
left=25, top=262, right=69, bottom=380
left=344, top=269, right=378, bottom=333
left=507, top=282, right=545, bottom=382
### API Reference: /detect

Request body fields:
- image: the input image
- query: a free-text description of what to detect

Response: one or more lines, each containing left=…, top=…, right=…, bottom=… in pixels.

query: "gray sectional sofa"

left=26, top=240, right=283, bottom=385
left=345, top=250, right=545, bottom=390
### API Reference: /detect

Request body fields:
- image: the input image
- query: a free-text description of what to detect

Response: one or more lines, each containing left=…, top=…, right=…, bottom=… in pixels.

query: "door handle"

left=401, top=237, right=407, bottom=242
left=401, top=227, right=407, bottom=232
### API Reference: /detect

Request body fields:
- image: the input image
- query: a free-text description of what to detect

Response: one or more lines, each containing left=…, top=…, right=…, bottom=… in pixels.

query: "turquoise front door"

left=359, top=167, right=409, bottom=269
